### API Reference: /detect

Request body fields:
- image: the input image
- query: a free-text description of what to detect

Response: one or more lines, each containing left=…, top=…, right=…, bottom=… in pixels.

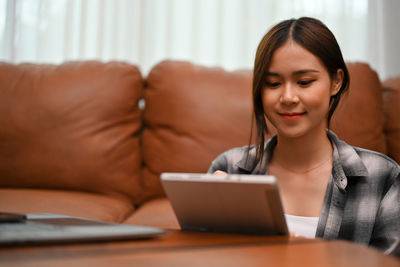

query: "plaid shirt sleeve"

left=369, top=168, right=400, bottom=256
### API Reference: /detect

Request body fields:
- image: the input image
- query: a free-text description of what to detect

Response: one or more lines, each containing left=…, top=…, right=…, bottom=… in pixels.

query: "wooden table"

left=0, top=230, right=399, bottom=266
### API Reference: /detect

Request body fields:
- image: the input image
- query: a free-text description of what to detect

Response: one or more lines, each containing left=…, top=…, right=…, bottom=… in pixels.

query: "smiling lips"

left=279, top=112, right=306, bottom=121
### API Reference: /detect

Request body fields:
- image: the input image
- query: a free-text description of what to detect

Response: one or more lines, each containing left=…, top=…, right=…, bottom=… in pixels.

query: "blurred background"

left=1, top=0, right=399, bottom=80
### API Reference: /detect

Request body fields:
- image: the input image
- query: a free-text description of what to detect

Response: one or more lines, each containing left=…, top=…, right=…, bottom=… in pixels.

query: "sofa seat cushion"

left=124, top=198, right=179, bottom=230
left=0, top=189, right=134, bottom=223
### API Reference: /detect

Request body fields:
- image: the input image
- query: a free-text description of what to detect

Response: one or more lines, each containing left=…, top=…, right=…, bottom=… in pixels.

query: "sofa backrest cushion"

left=330, top=63, right=387, bottom=155
left=0, top=61, right=143, bottom=204
left=382, top=77, right=400, bottom=164
left=142, top=61, right=257, bottom=200
left=142, top=61, right=387, bottom=200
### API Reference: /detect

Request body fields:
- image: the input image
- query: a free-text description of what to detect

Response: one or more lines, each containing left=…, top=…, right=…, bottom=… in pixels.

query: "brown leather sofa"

left=0, top=60, right=399, bottom=230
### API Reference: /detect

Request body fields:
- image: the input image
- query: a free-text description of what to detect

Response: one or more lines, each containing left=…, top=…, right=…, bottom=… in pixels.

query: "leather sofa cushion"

left=0, top=61, right=143, bottom=205
left=142, top=61, right=387, bottom=200
left=331, top=63, right=387, bottom=155
left=142, top=61, right=256, bottom=200
left=0, top=189, right=134, bottom=223
left=382, top=77, right=400, bottom=164
left=124, top=198, right=179, bottom=230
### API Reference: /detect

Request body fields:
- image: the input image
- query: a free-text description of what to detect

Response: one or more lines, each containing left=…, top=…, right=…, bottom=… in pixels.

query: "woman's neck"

left=272, top=128, right=333, bottom=174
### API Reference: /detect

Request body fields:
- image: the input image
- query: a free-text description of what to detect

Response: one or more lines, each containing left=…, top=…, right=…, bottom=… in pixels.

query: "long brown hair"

left=250, top=17, right=350, bottom=170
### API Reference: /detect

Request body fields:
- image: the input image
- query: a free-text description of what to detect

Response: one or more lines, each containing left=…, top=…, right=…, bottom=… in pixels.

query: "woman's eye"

left=298, top=80, right=315, bottom=86
left=265, top=82, right=280, bottom=88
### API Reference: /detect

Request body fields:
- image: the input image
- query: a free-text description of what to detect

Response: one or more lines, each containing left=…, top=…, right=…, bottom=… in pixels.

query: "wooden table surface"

left=1, top=230, right=399, bottom=267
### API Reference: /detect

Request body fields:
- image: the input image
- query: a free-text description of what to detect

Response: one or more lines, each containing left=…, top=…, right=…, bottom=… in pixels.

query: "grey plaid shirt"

left=208, top=131, right=400, bottom=257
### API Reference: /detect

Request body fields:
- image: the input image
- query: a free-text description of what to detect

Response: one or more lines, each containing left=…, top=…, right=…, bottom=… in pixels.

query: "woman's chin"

left=275, top=123, right=327, bottom=140
left=277, top=130, right=306, bottom=139
left=274, top=124, right=307, bottom=138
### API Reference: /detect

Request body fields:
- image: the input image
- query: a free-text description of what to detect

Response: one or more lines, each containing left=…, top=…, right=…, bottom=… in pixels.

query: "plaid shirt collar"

left=236, top=130, right=369, bottom=189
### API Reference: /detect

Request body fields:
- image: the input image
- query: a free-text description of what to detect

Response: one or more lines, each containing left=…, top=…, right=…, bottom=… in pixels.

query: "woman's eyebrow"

left=266, top=69, right=320, bottom=76
left=292, top=69, right=319, bottom=75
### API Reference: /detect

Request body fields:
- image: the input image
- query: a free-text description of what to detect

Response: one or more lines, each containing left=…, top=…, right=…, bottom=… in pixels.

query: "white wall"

left=0, top=0, right=399, bottom=80
left=368, top=0, right=400, bottom=80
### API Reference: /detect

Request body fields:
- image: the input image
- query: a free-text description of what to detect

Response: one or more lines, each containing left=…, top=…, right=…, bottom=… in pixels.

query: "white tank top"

left=284, top=214, right=319, bottom=238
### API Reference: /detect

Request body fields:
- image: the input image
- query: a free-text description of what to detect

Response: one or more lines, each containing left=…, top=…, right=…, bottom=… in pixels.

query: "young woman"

left=208, top=17, right=400, bottom=257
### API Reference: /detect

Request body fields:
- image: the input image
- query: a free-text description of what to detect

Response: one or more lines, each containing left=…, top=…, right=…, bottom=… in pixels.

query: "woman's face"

left=262, top=41, right=342, bottom=139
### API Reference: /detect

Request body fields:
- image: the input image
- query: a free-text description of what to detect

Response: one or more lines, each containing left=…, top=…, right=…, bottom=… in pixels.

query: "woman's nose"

left=280, top=84, right=299, bottom=104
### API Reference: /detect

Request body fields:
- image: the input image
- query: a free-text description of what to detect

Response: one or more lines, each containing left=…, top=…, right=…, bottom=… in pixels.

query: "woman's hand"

left=213, top=170, right=228, bottom=176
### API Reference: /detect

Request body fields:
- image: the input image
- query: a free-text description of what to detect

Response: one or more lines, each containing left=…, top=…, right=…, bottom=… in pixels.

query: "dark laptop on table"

left=0, top=212, right=165, bottom=245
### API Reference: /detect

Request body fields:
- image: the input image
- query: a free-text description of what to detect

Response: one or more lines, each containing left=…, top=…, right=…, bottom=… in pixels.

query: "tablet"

left=161, top=173, right=288, bottom=235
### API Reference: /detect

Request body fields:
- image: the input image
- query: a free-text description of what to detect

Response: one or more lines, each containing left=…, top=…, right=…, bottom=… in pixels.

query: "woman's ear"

left=331, top=69, right=344, bottom=96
